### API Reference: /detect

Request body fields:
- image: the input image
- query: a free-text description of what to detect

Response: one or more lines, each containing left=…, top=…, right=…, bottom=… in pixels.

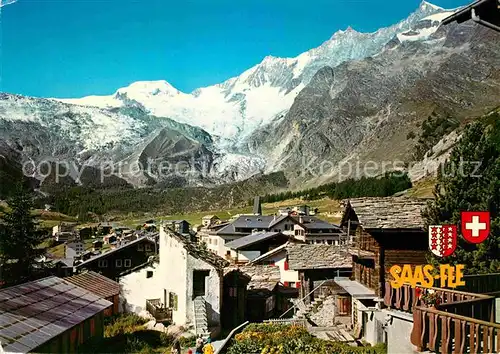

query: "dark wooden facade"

left=75, top=238, right=156, bottom=280
left=34, top=310, right=106, bottom=353
left=222, top=270, right=250, bottom=330
left=352, top=226, right=427, bottom=297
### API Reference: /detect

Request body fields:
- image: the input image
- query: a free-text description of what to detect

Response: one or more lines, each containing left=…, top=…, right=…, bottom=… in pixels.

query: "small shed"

left=0, top=276, right=111, bottom=353
left=65, top=271, right=121, bottom=316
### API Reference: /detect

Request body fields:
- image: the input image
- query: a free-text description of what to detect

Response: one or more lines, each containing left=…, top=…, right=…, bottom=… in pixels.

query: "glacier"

left=1, top=1, right=461, bottom=188
left=56, top=1, right=455, bottom=144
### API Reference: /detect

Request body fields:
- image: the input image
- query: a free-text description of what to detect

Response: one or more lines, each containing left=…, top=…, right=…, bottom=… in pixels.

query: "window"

left=137, top=244, right=144, bottom=251
left=226, top=251, right=231, bottom=256
left=285, top=224, right=290, bottom=231
left=327, top=240, right=333, bottom=245
left=147, top=271, right=153, bottom=278
left=98, top=259, right=108, bottom=268
left=214, top=238, right=218, bottom=245
left=169, top=292, right=178, bottom=310
left=294, top=230, right=299, bottom=236
left=115, top=259, right=123, bottom=268
left=145, top=244, right=152, bottom=252
left=193, top=270, right=210, bottom=297
left=124, top=259, right=132, bottom=267
left=229, top=287, right=237, bottom=297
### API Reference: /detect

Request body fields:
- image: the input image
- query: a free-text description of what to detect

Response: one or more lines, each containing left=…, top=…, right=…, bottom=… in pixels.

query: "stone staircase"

left=294, top=294, right=327, bottom=319
left=193, top=296, right=210, bottom=339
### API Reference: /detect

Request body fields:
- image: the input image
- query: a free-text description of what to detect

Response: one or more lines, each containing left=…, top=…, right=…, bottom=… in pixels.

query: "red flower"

left=415, top=287, right=422, bottom=298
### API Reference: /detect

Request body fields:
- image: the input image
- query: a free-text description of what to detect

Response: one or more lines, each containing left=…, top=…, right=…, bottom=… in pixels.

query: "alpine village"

left=1, top=0, right=500, bottom=354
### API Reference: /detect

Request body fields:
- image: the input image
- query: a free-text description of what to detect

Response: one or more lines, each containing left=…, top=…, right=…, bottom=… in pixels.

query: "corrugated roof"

left=344, top=197, right=428, bottom=230
left=225, top=232, right=283, bottom=250
left=65, top=271, right=120, bottom=299
left=287, top=244, right=352, bottom=270
left=0, top=276, right=112, bottom=353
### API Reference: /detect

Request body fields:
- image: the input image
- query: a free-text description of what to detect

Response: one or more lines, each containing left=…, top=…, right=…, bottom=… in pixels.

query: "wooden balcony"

left=411, top=307, right=500, bottom=353
left=383, top=282, right=493, bottom=314
left=383, top=281, right=499, bottom=354
left=146, top=299, right=172, bottom=322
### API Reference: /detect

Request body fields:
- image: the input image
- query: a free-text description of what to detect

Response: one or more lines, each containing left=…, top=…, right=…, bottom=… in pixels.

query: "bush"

left=178, top=335, right=197, bottom=348
left=227, top=323, right=387, bottom=354
left=104, top=313, right=148, bottom=337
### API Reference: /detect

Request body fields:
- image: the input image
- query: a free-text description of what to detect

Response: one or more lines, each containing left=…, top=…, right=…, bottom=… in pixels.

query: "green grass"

left=79, top=314, right=175, bottom=354
left=116, top=197, right=343, bottom=228
left=406, top=177, right=436, bottom=198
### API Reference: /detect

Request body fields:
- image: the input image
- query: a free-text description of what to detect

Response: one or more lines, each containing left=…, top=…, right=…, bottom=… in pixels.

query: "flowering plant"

left=420, top=289, right=441, bottom=307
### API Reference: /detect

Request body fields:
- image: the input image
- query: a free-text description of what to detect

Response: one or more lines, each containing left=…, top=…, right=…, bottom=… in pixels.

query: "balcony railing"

left=383, top=281, right=499, bottom=354
left=383, top=282, right=492, bottom=315
left=146, top=299, right=172, bottom=322
left=411, top=306, right=500, bottom=354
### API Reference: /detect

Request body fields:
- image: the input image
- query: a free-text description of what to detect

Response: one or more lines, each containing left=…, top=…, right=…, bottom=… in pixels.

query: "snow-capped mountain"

left=7, top=1, right=492, bottom=192
left=57, top=1, right=454, bottom=143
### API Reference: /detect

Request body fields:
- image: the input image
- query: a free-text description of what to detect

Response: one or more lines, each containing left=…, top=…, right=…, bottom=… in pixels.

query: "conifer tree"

left=0, top=185, right=46, bottom=287
left=423, top=114, right=500, bottom=274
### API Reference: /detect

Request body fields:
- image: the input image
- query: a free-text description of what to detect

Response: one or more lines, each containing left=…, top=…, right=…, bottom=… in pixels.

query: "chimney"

left=253, top=196, right=262, bottom=216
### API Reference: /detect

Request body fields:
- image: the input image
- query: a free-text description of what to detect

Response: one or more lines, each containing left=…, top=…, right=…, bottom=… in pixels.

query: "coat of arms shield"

left=428, top=225, right=457, bottom=257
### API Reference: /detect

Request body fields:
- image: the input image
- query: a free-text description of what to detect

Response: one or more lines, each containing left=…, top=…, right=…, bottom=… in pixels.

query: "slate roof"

left=344, top=197, right=428, bottom=230
left=65, top=271, right=120, bottom=299
left=75, top=235, right=156, bottom=268
left=0, top=277, right=112, bottom=353
left=164, top=227, right=229, bottom=270
left=286, top=244, right=352, bottom=270
left=294, top=216, right=341, bottom=231
left=228, top=264, right=280, bottom=291
left=224, top=232, right=284, bottom=250
left=202, top=215, right=218, bottom=219
left=215, top=214, right=340, bottom=236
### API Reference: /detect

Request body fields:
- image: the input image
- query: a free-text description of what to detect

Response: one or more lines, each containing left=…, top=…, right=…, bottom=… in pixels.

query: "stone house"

left=65, top=240, right=85, bottom=259
left=249, top=242, right=301, bottom=289
left=158, top=225, right=229, bottom=337
left=202, top=215, right=220, bottom=228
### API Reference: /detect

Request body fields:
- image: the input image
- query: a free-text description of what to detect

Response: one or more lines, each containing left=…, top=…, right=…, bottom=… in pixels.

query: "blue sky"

left=1, top=0, right=469, bottom=98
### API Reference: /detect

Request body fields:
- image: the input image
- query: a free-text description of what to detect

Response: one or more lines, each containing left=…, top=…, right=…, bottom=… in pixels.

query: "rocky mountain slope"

left=247, top=19, right=500, bottom=187
left=2, top=1, right=499, bottom=193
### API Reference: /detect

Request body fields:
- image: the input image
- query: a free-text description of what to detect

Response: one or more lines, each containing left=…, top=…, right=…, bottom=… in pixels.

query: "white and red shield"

left=461, top=211, right=490, bottom=244
left=429, top=225, right=457, bottom=257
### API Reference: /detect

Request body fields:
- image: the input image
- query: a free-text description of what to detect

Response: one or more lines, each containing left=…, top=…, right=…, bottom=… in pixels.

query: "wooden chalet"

left=74, top=236, right=157, bottom=280
left=341, top=197, right=429, bottom=299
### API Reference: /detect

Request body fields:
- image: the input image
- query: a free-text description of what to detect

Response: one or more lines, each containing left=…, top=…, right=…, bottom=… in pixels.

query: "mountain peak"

left=419, top=1, right=445, bottom=12
left=116, top=80, right=181, bottom=97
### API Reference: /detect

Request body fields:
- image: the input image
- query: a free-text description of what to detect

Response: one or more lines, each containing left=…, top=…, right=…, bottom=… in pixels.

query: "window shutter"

left=284, top=261, right=289, bottom=271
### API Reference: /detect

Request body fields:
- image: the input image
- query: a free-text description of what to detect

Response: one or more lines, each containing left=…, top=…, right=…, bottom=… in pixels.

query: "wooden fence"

left=264, top=318, right=308, bottom=327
